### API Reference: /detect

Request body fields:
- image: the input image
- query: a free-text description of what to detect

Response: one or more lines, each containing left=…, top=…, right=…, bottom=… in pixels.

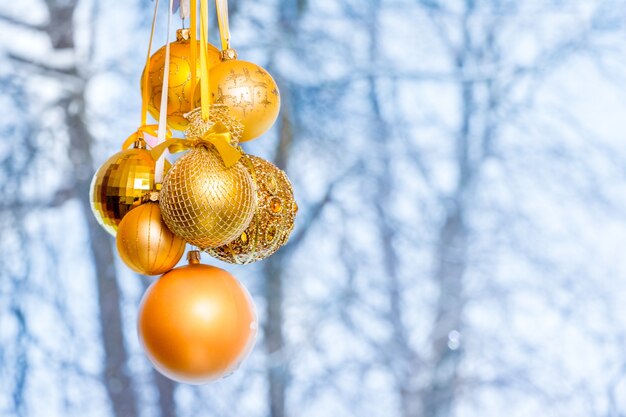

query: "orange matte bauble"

left=138, top=251, right=258, bottom=384
left=204, top=52, right=280, bottom=142
left=116, top=194, right=186, bottom=276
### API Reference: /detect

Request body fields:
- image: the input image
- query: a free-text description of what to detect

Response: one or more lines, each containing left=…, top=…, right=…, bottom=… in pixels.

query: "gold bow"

left=122, top=124, right=173, bottom=150
left=149, top=122, right=242, bottom=168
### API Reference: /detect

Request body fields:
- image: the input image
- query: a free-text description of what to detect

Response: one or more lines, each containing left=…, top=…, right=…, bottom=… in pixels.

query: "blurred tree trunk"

left=419, top=6, right=474, bottom=417
left=366, top=0, right=471, bottom=415
left=420, top=77, right=472, bottom=417
left=260, top=0, right=305, bottom=413
left=42, top=1, right=142, bottom=416
left=263, top=255, right=288, bottom=417
left=153, top=358, right=178, bottom=417
left=421, top=206, right=467, bottom=417
left=419, top=2, right=483, bottom=415
left=261, top=108, right=293, bottom=417
left=64, top=82, right=140, bottom=417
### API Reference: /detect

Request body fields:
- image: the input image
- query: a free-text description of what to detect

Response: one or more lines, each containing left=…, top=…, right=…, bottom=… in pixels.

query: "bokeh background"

left=2, top=0, right=626, bottom=416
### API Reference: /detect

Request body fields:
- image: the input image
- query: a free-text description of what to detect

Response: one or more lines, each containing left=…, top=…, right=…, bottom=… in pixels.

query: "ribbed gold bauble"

left=206, top=155, right=297, bottom=264
left=90, top=140, right=159, bottom=235
left=204, top=55, right=280, bottom=142
left=159, top=144, right=256, bottom=250
left=141, top=29, right=221, bottom=131
left=116, top=193, right=186, bottom=276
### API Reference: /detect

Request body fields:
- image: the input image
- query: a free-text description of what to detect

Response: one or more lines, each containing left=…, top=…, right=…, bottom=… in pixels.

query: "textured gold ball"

left=141, top=29, right=221, bottom=131
left=205, top=155, right=297, bottom=264
left=204, top=59, right=280, bottom=142
left=90, top=144, right=159, bottom=235
left=116, top=202, right=186, bottom=276
left=159, top=146, right=256, bottom=249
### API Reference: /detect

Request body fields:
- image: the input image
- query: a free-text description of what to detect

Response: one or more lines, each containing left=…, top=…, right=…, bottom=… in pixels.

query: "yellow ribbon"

left=199, top=0, right=211, bottom=120
left=122, top=124, right=173, bottom=150
left=141, top=0, right=160, bottom=126
left=190, top=0, right=197, bottom=99
left=215, top=0, right=231, bottom=51
left=149, top=122, right=242, bottom=167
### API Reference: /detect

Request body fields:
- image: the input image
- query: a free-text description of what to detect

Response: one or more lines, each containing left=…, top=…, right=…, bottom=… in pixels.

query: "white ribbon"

left=179, top=0, right=190, bottom=20
left=215, top=0, right=230, bottom=50
left=155, top=0, right=175, bottom=184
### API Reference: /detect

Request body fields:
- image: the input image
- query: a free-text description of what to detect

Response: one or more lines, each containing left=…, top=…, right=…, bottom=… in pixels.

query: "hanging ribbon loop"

left=215, top=0, right=231, bottom=51
left=150, top=122, right=242, bottom=168
left=141, top=0, right=160, bottom=126
left=190, top=0, right=197, bottom=99
left=196, top=123, right=241, bottom=166
left=199, top=0, right=211, bottom=120
left=122, top=124, right=173, bottom=150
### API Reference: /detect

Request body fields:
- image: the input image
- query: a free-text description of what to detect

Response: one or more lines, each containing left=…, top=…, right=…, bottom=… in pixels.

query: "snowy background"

left=1, top=1, right=626, bottom=417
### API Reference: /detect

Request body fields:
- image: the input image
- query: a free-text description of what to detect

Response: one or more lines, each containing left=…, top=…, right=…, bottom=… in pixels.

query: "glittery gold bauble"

left=159, top=144, right=256, bottom=249
left=206, top=155, right=297, bottom=264
left=141, top=29, right=221, bottom=131
left=203, top=56, right=280, bottom=142
left=90, top=141, right=160, bottom=236
left=138, top=251, right=257, bottom=384
left=184, top=105, right=243, bottom=145
left=116, top=194, right=186, bottom=276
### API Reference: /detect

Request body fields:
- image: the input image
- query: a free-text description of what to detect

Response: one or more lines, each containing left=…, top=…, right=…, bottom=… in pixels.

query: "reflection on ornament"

left=138, top=251, right=257, bottom=384
left=205, top=55, right=280, bottom=142
left=159, top=143, right=256, bottom=249
left=206, top=155, right=297, bottom=264
left=90, top=140, right=160, bottom=235
left=116, top=193, right=186, bottom=276
left=141, top=29, right=221, bottom=131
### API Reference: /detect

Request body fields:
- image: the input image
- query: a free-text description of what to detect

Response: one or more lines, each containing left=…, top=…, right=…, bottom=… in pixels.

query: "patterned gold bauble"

left=206, top=155, right=297, bottom=264
left=141, top=29, right=221, bottom=131
left=159, top=144, right=256, bottom=250
left=203, top=53, right=280, bottom=142
left=116, top=193, right=186, bottom=276
left=90, top=140, right=160, bottom=236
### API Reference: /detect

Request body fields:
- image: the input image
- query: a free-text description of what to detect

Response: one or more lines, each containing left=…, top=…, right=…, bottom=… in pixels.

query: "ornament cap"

left=133, top=139, right=147, bottom=149
left=221, top=48, right=238, bottom=61
left=187, top=250, right=201, bottom=265
left=142, top=191, right=160, bottom=203
left=176, top=28, right=191, bottom=42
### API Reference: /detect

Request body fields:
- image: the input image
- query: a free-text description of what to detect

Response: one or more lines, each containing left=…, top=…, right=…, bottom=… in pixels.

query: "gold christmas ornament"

left=116, top=192, right=186, bottom=276
left=90, top=140, right=160, bottom=236
left=138, top=250, right=257, bottom=384
left=206, top=155, right=297, bottom=264
left=204, top=51, right=280, bottom=142
left=159, top=130, right=256, bottom=249
left=141, top=28, right=221, bottom=131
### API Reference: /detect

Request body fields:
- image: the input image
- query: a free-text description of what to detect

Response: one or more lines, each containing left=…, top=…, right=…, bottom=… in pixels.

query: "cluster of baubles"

left=89, top=28, right=297, bottom=384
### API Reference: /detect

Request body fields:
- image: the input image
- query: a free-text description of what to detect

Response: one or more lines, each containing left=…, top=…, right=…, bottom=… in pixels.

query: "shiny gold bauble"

left=204, top=57, right=280, bottom=142
left=116, top=195, right=186, bottom=275
left=159, top=144, right=256, bottom=249
left=90, top=141, right=160, bottom=236
left=141, top=29, right=221, bottom=131
left=138, top=251, right=258, bottom=384
left=206, top=155, right=297, bottom=264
